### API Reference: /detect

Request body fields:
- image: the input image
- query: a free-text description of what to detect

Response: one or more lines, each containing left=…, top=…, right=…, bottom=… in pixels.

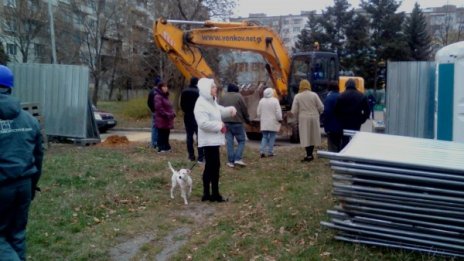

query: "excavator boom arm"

left=153, top=19, right=214, bottom=79
left=153, top=18, right=292, bottom=96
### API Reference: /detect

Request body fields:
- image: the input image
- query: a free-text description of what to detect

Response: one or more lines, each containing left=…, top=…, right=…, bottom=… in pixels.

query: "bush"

left=121, top=98, right=151, bottom=120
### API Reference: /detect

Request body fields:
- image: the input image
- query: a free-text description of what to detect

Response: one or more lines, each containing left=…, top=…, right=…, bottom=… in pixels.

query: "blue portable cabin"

left=435, top=41, right=464, bottom=142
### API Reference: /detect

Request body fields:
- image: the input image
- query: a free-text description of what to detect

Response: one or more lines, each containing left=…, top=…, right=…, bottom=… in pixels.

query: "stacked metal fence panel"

left=318, top=132, right=464, bottom=258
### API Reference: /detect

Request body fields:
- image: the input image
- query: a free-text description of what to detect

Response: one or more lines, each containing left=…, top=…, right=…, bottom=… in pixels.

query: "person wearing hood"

left=194, top=78, right=236, bottom=202
left=0, top=65, right=44, bottom=261
left=334, top=78, right=370, bottom=149
left=154, top=81, right=176, bottom=153
left=218, top=83, right=250, bottom=168
left=290, top=79, right=324, bottom=162
left=257, top=87, right=282, bottom=158
left=180, top=77, right=204, bottom=163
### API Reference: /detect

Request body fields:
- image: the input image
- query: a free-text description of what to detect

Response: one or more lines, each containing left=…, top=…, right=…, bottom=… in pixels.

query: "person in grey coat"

left=219, top=83, right=250, bottom=168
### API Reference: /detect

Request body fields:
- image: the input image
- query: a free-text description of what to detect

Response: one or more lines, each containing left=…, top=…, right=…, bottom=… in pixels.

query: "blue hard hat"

left=0, top=65, right=14, bottom=88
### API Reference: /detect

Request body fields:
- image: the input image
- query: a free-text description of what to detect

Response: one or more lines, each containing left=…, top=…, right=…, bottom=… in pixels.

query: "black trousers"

left=202, top=146, right=221, bottom=197
left=157, top=128, right=171, bottom=151
left=0, top=179, right=32, bottom=261
left=184, top=117, right=204, bottom=161
left=327, top=131, right=343, bottom=152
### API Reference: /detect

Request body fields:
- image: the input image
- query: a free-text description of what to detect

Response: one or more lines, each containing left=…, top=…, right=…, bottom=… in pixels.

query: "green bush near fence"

left=99, top=98, right=151, bottom=120
left=121, top=98, right=151, bottom=119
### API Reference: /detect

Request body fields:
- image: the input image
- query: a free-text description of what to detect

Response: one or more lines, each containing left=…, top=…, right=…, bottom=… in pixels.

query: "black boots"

left=210, top=194, right=227, bottom=202
left=301, top=156, right=314, bottom=162
left=302, top=146, right=315, bottom=162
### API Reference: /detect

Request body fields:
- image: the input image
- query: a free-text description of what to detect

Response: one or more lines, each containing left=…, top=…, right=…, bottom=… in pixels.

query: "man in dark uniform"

left=0, top=65, right=44, bottom=261
left=180, top=77, right=204, bottom=163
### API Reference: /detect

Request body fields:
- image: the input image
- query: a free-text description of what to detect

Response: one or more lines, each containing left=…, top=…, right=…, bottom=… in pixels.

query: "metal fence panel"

left=318, top=132, right=464, bottom=257
left=9, top=63, right=90, bottom=138
left=386, top=62, right=435, bottom=138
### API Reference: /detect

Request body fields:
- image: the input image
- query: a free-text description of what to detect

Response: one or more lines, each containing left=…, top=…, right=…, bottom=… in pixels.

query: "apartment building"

left=0, top=0, right=50, bottom=63
left=232, top=12, right=309, bottom=50
left=0, top=0, right=154, bottom=65
left=423, top=5, right=464, bottom=45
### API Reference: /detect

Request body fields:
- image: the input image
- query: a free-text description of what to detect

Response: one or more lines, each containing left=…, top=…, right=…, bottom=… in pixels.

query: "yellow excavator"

left=153, top=18, right=364, bottom=141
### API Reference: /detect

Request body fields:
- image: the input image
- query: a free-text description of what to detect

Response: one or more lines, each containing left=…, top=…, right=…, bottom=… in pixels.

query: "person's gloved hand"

left=31, top=173, right=41, bottom=200
left=31, top=183, right=40, bottom=200
left=220, top=123, right=227, bottom=134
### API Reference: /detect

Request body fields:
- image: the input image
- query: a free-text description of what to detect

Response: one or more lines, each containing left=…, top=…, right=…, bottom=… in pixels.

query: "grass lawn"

left=26, top=137, right=449, bottom=260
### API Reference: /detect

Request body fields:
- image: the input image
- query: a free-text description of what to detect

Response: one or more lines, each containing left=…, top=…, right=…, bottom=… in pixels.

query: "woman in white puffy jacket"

left=257, top=87, right=282, bottom=157
left=194, top=78, right=236, bottom=202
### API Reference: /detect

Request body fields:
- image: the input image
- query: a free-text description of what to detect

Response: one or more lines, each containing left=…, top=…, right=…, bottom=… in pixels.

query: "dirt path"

left=109, top=204, right=216, bottom=261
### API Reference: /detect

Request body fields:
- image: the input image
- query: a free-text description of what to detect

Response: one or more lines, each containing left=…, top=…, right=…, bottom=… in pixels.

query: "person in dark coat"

left=367, top=93, right=376, bottom=119
left=147, top=77, right=161, bottom=149
left=335, top=79, right=370, bottom=149
left=154, top=82, right=176, bottom=152
left=180, top=77, right=204, bottom=162
left=0, top=65, right=44, bottom=261
left=322, top=84, right=343, bottom=152
left=218, top=83, right=250, bottom=167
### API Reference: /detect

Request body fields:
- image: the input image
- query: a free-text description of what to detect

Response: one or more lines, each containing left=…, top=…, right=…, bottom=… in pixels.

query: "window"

left=5, top=0, right=16, bottom=7
left=27, top=0, right=39, bottom=12
left=34, top=44, right=44, bottom=57
left=6, top=44, right=17, bottom=55
left=4, top=19, right=16, bottom=32
left=236, top=63, right=248, bottom=72
left=293, top=27, right=300, bottom=32
left=293, top=19, right=302, bottom=24
left=251, top=62, right=260, bottom=71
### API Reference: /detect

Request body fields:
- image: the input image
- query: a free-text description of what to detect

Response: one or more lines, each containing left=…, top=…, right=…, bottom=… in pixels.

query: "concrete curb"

left=112, top=128, right=185, bottom=134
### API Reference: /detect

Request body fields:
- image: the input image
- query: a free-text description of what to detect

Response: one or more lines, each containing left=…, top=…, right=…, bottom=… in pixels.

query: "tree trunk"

left=92, top=78, right=100, bottom=106
left=108, top=68, right=117, bottom=100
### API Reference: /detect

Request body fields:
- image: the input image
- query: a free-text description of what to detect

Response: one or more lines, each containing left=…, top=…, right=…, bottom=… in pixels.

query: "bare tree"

left=0, top=42, right=10, bottom=64
left=67, top=0, right=128, bottom=105
left=433, top=5, right=454, bottom=46
left=53, top=3, right=82, bottom=64
left=174, top=0, right=235, bottom=20
left=0, top=0, right=48, bottom=63
left=154, top=0, right=237, bottom=91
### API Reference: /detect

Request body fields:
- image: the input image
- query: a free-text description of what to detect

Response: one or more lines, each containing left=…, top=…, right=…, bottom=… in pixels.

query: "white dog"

left=168, top=162, right=193, bottom=205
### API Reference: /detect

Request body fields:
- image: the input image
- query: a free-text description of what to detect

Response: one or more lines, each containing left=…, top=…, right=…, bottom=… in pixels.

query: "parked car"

left=92, top=105, right=117, bottom=133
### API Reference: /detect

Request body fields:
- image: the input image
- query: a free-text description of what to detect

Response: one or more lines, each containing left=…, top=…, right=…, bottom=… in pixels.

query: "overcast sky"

left=233, top=0, right=464, bottom=17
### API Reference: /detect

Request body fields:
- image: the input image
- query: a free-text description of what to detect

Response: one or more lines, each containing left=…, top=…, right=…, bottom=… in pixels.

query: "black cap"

left=190, top=77, right=199, bottom=86
left=227, top=83, right=239, bottom=92
left=345, top=79, right=356, bottom=90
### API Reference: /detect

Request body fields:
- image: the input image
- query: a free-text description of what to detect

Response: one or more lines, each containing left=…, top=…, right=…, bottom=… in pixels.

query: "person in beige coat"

left=290, top=80, right=324, bottom=162
left=257, top=88, right=282, bottom=157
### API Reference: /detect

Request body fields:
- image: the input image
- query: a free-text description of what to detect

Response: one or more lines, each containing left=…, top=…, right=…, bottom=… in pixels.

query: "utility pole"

left=48, top=0, right=57, bottom=64
left=153, top=0, right=163, bottom=80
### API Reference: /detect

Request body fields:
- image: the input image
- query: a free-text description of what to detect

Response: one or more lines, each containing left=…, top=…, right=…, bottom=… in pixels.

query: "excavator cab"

left=287, top=52, right=339, bottom=105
